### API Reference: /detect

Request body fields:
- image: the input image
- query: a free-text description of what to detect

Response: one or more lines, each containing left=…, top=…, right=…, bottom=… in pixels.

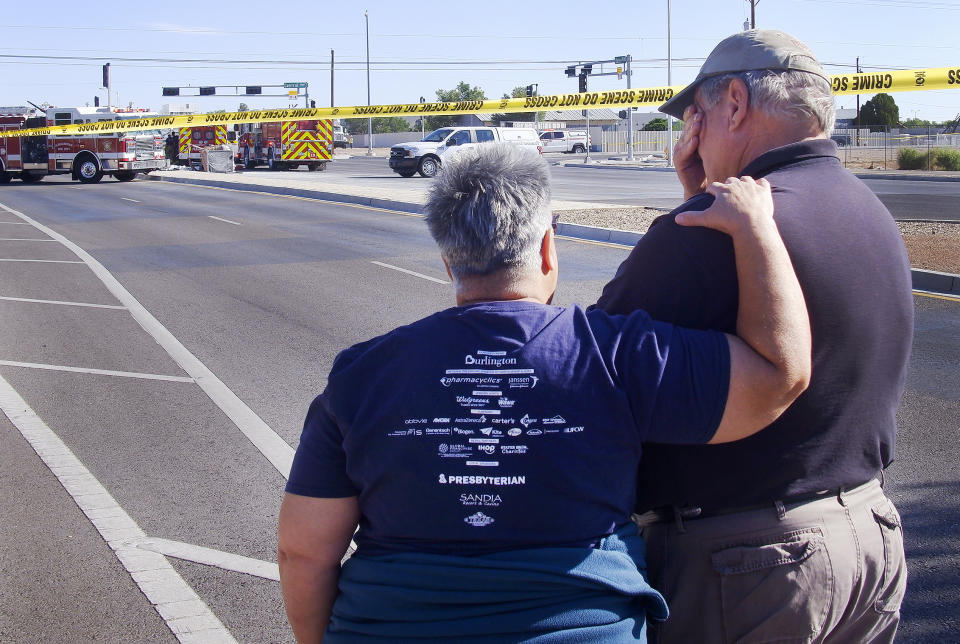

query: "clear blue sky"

left=2, top=0, right=958, bottom=122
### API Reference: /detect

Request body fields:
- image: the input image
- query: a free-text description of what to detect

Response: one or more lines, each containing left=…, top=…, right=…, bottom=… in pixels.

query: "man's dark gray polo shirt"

left=595, top=138, right=914, bottom=512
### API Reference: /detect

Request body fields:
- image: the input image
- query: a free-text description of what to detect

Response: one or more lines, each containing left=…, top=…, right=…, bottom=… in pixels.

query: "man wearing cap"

left=595, top=30, right=913, bottom=642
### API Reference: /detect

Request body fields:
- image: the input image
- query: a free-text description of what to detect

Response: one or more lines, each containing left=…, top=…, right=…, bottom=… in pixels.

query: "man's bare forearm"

left=731, top=215, right=811, bottom=397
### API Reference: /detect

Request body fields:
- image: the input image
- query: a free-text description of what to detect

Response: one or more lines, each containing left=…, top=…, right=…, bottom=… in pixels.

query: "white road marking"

left=0, top=258, right=84, bottom=264
left=0, top=373, right=238, bottom=644
left=129, top=538, right=280, bottom=582
left=121, top=197, right=141, bottom=203
left=0, top=201, right=295, bottom=478
left=0, top=221, right=31, bottom=225
left=371, top=261, right=451, bottom=285
left=208, top=216, right=242, bottom=226
left=0, top=295, right=126, bottom=309
left=0, top=238, right=55, bottom=242
left=0, top=360, right=194, bottom=383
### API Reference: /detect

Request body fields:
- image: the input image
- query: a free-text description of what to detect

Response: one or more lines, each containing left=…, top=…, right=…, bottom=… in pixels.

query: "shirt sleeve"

left=614, top=313, right=730, bottom=445
left=285, top=392, right=359, bottom=498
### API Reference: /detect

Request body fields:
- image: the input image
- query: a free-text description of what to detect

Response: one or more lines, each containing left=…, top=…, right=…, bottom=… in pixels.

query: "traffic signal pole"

left=626, top=56, right=634, bottom=161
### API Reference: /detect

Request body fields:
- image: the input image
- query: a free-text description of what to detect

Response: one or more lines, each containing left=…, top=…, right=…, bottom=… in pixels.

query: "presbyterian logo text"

left=439, top=474, right=526, bottom=485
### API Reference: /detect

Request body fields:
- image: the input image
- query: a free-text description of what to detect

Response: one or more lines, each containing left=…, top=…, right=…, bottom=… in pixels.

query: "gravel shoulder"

left=559, top=207, right=960, bottom=275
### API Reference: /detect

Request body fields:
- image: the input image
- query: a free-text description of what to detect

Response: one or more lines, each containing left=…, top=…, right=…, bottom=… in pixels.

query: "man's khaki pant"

left=641, top=479, right=906, bottom=643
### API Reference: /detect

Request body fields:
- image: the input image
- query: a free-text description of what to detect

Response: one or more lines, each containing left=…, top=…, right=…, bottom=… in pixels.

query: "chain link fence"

left=832, top=126, right=960, bottom=171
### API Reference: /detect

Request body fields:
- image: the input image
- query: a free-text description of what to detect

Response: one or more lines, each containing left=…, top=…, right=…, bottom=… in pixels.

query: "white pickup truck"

left=539, top=129, right=590, bottom=153
left=388, top=126, right=542, bottom=177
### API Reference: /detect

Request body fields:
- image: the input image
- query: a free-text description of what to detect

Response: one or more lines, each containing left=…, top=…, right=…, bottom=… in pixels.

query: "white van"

left=388, top=126, right=542, bottom=178
left=539, top=129, right=589, bottom=153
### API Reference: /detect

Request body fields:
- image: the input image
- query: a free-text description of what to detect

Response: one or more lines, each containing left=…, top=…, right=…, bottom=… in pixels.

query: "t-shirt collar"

left=740, top=138, right=839, bottom=179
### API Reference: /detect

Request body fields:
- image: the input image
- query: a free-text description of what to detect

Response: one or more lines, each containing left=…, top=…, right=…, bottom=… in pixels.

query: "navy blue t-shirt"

left=287, top=301, right=729, bottom=556
left=595, top=139, right=914, bottom=512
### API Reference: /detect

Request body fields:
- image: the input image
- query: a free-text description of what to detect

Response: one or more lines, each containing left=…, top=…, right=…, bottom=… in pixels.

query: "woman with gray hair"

left=278, top=142, right=812, bottom=642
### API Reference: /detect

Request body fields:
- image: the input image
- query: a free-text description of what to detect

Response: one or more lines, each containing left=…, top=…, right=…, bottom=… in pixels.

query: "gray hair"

left=424, top=142, right=551, bottom=278
left=697, top=69, right=836, bottom=134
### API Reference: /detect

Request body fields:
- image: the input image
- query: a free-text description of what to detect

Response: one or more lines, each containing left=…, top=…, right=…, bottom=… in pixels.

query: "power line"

left=0, top=52, right=705, bottom=67
left=796, top=0, right=960, bottom=9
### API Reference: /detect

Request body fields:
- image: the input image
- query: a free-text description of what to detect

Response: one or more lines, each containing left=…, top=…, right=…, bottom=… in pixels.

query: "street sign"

left=283, top=82, right=308, bottom=89
left=614, top=56, right=628, bottom=64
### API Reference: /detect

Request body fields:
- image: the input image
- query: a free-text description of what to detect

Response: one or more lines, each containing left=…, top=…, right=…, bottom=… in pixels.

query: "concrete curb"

left=912, top=269, right=960, bottom=296
left=145, top=173, right=959, bottom=298
left=559, top=163, right=676, bottom=172
left=853, top=172, right=960, bottom=183
left=556, top=222, right=643, bottom=246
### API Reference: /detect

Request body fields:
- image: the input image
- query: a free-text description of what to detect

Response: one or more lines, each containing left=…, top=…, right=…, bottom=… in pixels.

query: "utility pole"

left=330, top=49, right=335, bottom=108
left=626, top=56, right=633, bottom=161
left=580, top=72, right=591, bottom=163
left=748, top=0, right=757, bottom=28
left=667, top=0, right=674, bottom=166
left=855, top=56, right=861, bottom=146
left=365, top=10, right=373, bottom=156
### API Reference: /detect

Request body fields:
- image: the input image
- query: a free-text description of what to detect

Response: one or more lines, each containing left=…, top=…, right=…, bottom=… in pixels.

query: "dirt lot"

left=561, top=207, right=959, bottom=275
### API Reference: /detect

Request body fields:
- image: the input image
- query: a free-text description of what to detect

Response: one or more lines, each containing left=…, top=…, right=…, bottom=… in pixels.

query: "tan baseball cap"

left=659, top=29, right=829, bottom=120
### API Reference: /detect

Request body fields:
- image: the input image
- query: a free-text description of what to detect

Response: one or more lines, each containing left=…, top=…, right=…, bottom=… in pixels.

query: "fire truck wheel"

left=418, top=156, right=440, bottom=178
left=309, top=163, right=326, bottom=171
left=115, top=171, right=136, bottom=182
left=76, top=157, right=103, bottom=184
left=20, top=172, right=44, bottom=183
left=0, top=171, right=11, bottom=184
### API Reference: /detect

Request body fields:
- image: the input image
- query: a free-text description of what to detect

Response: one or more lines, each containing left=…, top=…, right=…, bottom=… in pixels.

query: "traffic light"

left=578, top=73, right=588, bottom=93
left=199, top=87, right=216, bottom=96
left=245, top=86, right=262, bottom=95
left=102, top=63, right=110, bottom=89
left=565, top=66, right=576, bottom=78
left=526, top=84, right=534, bottom=97
left=582, top=64, right=593, bottom=75
left=94, top=96, right=100, bottom=107
left=618, top=110, right=627, bottom=119
left=162, top=87, right=180, bottom=96
left=310, top=100, right=316, bottom=108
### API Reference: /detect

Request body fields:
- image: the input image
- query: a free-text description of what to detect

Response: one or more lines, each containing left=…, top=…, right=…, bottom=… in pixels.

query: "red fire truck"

left=237, top=119, right=333, bottom=171
left=177, top=125, right=237, bottom=166
left=0, top=106, right=167, bottom=184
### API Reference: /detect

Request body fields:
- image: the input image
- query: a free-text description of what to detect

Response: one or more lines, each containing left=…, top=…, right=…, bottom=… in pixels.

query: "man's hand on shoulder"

left=676, top=176, right=775, bottom=237
left=674, top=105, right=707, bottom=201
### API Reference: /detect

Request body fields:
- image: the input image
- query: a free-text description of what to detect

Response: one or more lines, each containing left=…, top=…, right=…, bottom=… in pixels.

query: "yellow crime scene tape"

left=3, top=65, right=959, bottom=139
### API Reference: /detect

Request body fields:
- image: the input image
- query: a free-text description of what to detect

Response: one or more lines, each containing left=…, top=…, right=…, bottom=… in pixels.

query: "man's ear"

left=441, top=255, right=454, bottom=281
left=540, top=228, right=557, bottom=275
left=727, top=77, right=751, bottom=131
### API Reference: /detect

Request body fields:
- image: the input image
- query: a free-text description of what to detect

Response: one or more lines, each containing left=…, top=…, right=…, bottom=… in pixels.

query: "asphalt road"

left=0, top=176, right=956, bottom=642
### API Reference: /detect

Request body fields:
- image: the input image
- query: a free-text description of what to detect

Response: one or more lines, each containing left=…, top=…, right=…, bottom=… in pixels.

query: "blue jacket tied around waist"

left=325, top=526, right=669, bottom=642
